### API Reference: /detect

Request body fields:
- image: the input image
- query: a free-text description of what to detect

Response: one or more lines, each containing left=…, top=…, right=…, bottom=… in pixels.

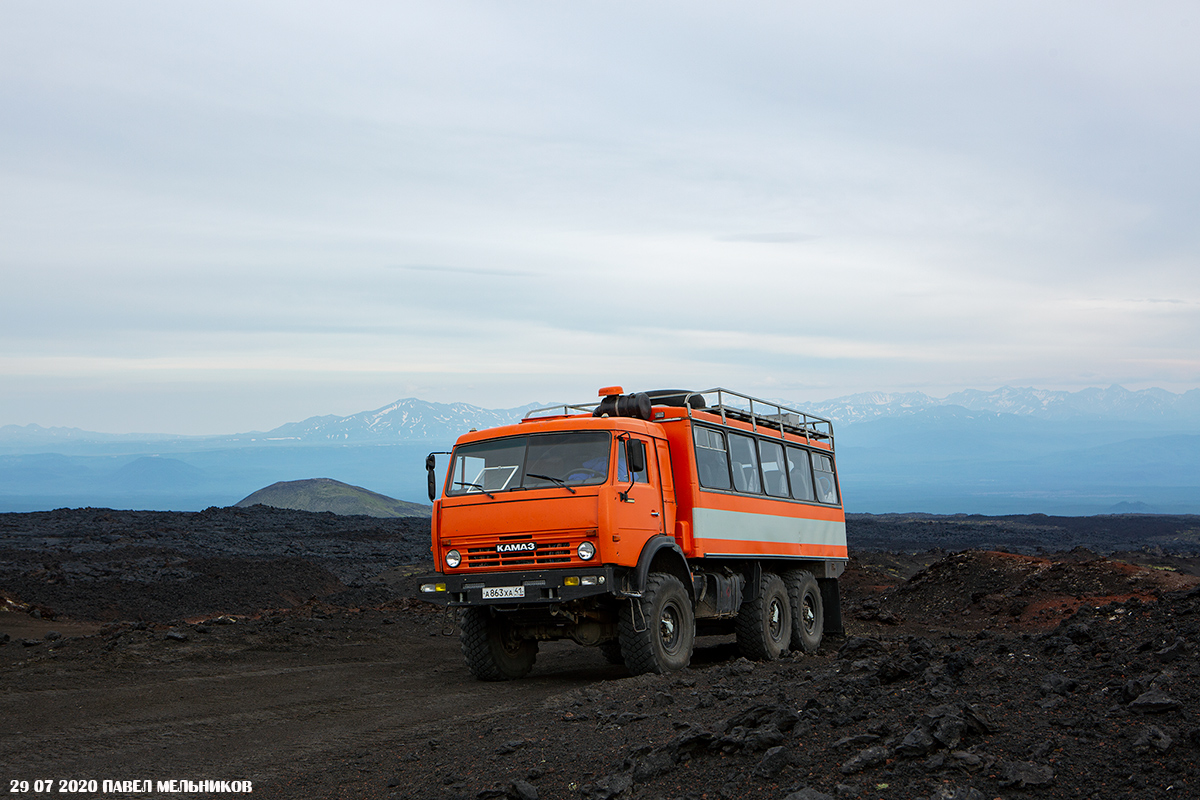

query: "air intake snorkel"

left=592, top=386, right=652, bottom=420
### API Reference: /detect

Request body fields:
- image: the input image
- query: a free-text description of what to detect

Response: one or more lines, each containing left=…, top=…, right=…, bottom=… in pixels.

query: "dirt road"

left=2, top=607, right=630, bottom=793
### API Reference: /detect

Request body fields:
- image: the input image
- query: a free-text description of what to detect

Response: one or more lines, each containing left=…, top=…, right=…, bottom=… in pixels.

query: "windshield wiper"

left=454, top=481, right=495, bottom=499
left=525, top=473, right=577, bottom=494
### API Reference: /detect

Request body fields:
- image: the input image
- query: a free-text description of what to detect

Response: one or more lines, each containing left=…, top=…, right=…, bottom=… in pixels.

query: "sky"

left=2, top=2, right=1198, bottom=435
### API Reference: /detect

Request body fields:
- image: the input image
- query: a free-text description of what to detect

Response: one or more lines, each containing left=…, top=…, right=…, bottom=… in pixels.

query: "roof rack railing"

left=523, top=401, right=601, bottom=420
left=523, top=388, right=834, bottom=446
left=685, top=388, right=834, bottom=445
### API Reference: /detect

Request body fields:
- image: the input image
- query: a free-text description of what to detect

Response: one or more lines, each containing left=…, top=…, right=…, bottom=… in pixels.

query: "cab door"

left=608, top=434, right=665, bottom=564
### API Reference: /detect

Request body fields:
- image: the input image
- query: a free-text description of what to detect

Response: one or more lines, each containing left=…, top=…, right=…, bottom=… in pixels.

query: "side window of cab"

left=617, top=437, right=649, bottom=483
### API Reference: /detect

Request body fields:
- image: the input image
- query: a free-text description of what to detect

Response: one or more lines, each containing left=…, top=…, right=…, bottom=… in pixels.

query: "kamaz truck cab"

left=421, top=387, right=846, bottom=680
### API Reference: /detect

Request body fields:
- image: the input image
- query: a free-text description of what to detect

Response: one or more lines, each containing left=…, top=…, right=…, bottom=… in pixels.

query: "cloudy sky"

left=2, top=2, right=1198, bottom=434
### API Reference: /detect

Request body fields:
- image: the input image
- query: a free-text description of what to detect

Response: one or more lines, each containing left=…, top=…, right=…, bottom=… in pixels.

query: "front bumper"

left=418, top=566, right=625, bottom=606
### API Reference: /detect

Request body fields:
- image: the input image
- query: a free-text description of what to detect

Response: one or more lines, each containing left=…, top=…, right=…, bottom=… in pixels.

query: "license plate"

left=482, top=586, right=525, bottom=600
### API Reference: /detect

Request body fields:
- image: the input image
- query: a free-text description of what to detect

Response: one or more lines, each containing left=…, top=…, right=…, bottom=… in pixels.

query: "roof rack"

left=523, top=401, right=601, bottom=419
left=523, top=387, right=834, bottom=446
left=687, top=388, right=834, bottom=445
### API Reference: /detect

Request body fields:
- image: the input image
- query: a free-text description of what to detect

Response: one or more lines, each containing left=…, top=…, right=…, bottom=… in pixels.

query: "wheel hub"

left=802, top=595, right=816, bottom=633
left=768, top=598, right=784, bottom=639
left=659, top=606, right=679, bottom=649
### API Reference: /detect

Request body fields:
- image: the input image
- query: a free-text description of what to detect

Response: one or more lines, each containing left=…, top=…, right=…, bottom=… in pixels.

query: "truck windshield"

left=446, top=432, right=611, bottom=496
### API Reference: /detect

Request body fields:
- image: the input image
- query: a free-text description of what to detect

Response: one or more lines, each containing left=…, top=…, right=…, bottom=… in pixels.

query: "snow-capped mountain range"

left=254, top=385, right=1200, bottom=443
left=262, top=399, right=545, bottom=443
left=3, top=386, right=1199, bottom=447
left=790, top=385, right=1200, bottom=426
left=262, top=385, right=1200, bottom=442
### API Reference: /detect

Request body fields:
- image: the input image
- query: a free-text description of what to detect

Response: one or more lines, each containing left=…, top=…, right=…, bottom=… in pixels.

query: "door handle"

left=650, top=510, right=660, bottom=517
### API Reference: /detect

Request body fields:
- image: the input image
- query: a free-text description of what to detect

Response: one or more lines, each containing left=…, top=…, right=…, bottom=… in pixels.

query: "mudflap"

left=818, top=577, right=844, bottom=637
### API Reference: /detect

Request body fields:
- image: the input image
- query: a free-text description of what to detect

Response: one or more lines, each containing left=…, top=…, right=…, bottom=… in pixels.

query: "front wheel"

left=784, top=569, right=824, bottom=654
left=736, top=571, right=792, bottom=660
left=619, top=572, right=695, bottom=675
left=459, top=607, right=538, bottom=681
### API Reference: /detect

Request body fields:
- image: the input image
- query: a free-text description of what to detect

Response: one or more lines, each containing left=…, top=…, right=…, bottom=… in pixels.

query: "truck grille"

left=465, top=541, right=573, bottom=568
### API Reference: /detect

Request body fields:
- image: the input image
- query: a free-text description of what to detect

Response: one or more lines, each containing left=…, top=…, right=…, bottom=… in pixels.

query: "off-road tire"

left=619, top=572, right=695, bottom=675
left=459, top=607, right=538, bottom=681
left=598, top=639, right=624, bottom=665
left=783, top=569, right=824, bottom=654
left=736, top=571, right=792, bottom=660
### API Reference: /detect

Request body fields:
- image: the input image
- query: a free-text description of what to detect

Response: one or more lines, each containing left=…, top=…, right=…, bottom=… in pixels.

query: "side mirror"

left=625, top=439, right=646, bottom=475
left=426, top=453, right=438, bottom=502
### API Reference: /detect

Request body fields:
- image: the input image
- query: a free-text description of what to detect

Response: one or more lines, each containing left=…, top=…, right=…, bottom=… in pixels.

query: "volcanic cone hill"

left=235, top=477, right=431, bottom=518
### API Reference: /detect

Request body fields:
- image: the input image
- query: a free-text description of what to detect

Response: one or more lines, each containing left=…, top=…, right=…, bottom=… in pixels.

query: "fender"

left=625, top=535, right=695, bottom=601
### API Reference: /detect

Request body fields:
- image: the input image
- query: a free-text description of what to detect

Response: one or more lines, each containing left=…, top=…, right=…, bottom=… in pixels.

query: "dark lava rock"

left=1129, top=689, right=1182, bottom=714
left=896, top=726, right=936, bottom=757
left=876, top=654, right=920, bottom=683
left=998, top=760, right=1055, bottom=788
left=1040, top=673, right=1078, bottom=695
left=950, top=750, right=986, bottom=769
left=579, top=773, right=631, bottom=800
left=838, top=636, right=885, bottom=659
left=752, top=745, right=790, bottom=778
left=1154, top=638, right=1188, bottom=662
left=928, top=786, right=985, bottom=800
left=840, top=745, right=889, bottom=774
left=1132, top=725, right=1173, bottom=754
left=933, top=715, right=967, bottom=748
left=784, top=789, right=834, bottom=800
left=833, top=733, right=880, bottom=750
left=509, top=780, right=538, bottom=800
left=1064, top=622, right=1093, bottom=643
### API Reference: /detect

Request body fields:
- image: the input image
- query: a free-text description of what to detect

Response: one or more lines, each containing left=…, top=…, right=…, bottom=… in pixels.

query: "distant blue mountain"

left=2, top=386, right=1198, bottom=515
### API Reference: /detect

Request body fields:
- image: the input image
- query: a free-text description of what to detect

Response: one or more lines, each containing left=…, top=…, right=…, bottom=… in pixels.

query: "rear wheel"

left=736, top=571, right=791, bottom=660
left=619, top=572, right=695, bottom=675
left=459, top=607, right=538, bottom=681
left=784, top=569, right=824, bottom=654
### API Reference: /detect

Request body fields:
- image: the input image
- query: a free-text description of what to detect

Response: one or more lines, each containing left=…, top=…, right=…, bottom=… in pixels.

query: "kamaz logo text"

left=496, top=541, right=537, bottom=554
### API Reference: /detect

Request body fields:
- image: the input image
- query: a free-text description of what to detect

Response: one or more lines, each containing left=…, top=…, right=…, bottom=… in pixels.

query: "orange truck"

left=420, top=387, right=847, bottom=680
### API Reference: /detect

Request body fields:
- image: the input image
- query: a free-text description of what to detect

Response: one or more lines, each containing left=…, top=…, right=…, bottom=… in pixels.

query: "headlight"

left=577, top=541, right=596, bottom=561
left=445, top=549, right=461, bottom=568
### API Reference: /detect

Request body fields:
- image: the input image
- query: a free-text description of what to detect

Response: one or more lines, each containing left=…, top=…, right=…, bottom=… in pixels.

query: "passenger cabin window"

left=728, top=433, right=761, bottom=494
left=813, top=452, right=839, bottom=504
left=692, top=423, right=840, bottom=508
left=786, top=446, right=815, bottom=502
left=758, top=439, right=789, bottom=498
left=693, top=426, right=731, bottom=490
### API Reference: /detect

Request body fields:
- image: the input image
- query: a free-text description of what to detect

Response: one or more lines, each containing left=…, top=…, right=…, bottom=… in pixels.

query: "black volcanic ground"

left=3, top=508, right=1200, bottom=799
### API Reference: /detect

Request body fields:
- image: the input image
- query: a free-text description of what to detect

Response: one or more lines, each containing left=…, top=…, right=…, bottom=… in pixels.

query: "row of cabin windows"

left=693, top=426, right=839, bottom=505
